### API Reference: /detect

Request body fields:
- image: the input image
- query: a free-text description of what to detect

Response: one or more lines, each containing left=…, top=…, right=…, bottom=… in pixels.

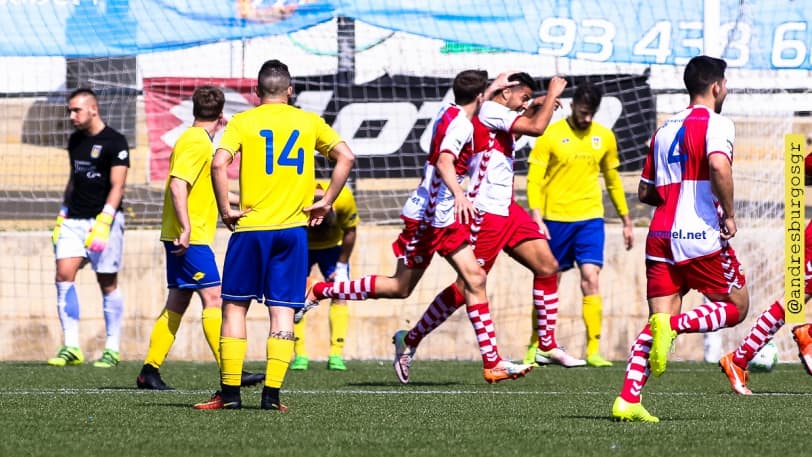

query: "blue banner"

left=2, top=0, right=810, bottom=69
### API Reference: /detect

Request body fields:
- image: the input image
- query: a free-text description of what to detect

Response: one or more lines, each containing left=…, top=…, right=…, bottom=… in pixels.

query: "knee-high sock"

left=56, top=281, right=80, bottom=348
left=293, top=314, right=307, bottom=358
left=102, top=288, right=124, bottom=352
left=201, top=307, right=222, bottom=366
left=732, top=301, right=785, bottom=368
left=143, top=309, right=182, bottom=368
left=534, top=275, right=559, bottom=351
left=329, top=303, right=349, bottom=357
left=583, top=294, right=603, bottom=356
left=671, top=301, right=740, bottom=334
left=467, top=302, right=501, bottom=369
left=619, top=324, right=652, bottom=403
left=313, top=276, right=376, bottom=300
left=220, top=336, right=246, bottom=388
left=527, top=305, right=538, bottom=348
left=266, top=336, right=294, bottom=389
left=405, top=284, right=464, bottom=347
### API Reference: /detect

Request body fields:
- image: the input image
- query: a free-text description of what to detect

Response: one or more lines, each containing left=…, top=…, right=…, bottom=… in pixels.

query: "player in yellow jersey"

left=291, top=181, right=359, bottom=371
left=525, top=83, right=634, bottom=367
left=136, top=86, right=264, bottom=390
left=194, top=59, right=355, bottom=411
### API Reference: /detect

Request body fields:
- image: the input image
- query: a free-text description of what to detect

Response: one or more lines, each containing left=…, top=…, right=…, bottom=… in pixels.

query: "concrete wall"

left=2, top=225, right=807, bottom=364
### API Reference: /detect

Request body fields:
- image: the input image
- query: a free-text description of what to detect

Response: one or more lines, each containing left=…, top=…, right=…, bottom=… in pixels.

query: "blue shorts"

left=309, top=245, right=341, bottom=279
left=221, top=228, right=308, bottom=307
left=163, top=242, right=221, bottom=289
left=545, top=218, right=605, bottom=271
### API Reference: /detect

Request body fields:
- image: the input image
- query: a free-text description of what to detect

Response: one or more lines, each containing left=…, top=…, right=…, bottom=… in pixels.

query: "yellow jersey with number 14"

left=218, top=103, right=343, bottom=232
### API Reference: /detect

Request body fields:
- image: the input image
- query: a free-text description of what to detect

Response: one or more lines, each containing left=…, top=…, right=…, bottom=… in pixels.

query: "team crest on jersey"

left=90, top=144, right=102, bottom=159
left=592, top=136, right=602, bottom=149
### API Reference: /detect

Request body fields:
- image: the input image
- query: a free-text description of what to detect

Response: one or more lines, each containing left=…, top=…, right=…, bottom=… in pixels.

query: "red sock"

left=732, top=301, right=784, bottom=368
left=314, top=275, right=376, bottom=300
left=466, top=302, right=501, bottom=369
left=670, top=301, right=740, bottom=334
left=533, top=274, right=559, bottom=351
left=405, top=284, right=464, bottom=347
left=619, top=324, right=652, bottom=403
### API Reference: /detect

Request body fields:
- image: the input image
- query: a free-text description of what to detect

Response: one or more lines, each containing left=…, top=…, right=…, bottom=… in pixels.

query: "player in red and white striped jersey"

left=305, top=71, right=535, bottom=383
left=613, top=55, right=760, bottom=422
left=392, top=73, right=587, bottom=380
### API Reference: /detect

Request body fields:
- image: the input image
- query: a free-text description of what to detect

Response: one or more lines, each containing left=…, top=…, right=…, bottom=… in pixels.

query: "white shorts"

left=54, top=212, right=125, bottom=274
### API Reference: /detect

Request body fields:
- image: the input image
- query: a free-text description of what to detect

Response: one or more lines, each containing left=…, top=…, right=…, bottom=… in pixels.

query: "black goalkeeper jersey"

left=65, top=125, right=130, bottom=219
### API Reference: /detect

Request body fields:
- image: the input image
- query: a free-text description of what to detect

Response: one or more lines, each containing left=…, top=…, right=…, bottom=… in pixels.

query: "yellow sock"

left=329, top=302, right=349, bottom=357
left=265, top=336, right=294, bottom=389
left=201, top=307, right=222, bottom=366
left=293, top=315, right=307, bottom=357
left=583, top=294, right=603, bottom=356
left=528, top=305, right=538, bottom=347
left=143, top=309, right=182, bottom=368
left=220, top=336, right=246, bottom=387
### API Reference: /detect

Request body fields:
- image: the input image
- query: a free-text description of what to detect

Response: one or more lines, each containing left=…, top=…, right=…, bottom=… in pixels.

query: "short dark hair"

left=508, top=72, right=539, bottom=92
left=453, top=70, right=489, bottom=105
left=683, top=55, right=727, bottom=97
left=572, top=83, right=602, bottom=112
left=192, top=85, right=225, bottom=121
left=67, top=87, right=97, bottom=103
left=257, top=59, right=291, bottom=98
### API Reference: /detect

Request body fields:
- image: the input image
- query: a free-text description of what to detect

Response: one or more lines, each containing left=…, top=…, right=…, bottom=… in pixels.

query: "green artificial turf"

left=0, top=360, right=809, bottom=457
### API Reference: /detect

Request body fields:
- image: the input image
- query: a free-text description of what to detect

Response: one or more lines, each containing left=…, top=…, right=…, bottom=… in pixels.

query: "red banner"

left=144, top=77, right=259, bottom=182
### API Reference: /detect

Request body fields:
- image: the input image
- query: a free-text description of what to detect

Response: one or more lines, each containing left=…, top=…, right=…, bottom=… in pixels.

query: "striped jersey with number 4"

left=218, top=103, right=343, bottom=232
left=642, top=104, right=735, bottom=264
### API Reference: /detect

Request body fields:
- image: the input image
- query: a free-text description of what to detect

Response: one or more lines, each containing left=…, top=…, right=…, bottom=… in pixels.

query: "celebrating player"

left=525, top=82, right=634, bottom=367
left=303, top=70, right=535, bottom=383
left=612, top=55, right=765, bottom=422
left=136, top=85, right=264, bottom=390
left=390, top=72, right=578, bottom=384
left=48, top=88, right=129, bottom=369
left=193, top=59, right=355, bottom=411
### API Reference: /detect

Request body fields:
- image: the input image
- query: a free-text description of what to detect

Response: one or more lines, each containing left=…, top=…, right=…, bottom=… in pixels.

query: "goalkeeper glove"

left=85, top=204, right=116, bottom=252
left=334, top=261, right=350, bottom=283
left=51, top=206, right=68, bottom=246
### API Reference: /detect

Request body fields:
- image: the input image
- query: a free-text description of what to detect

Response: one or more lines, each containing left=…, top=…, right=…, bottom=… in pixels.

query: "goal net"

left=0, top=0, right=809, bottom=363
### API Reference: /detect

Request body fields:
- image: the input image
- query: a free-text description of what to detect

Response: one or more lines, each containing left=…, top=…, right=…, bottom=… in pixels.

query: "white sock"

left=102, top=288, right=124, bottom=352
left=56, top=281, right=80, bottom=348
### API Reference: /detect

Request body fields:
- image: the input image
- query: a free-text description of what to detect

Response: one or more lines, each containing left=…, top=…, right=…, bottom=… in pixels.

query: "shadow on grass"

left=347, top=380, right=464, bottom=387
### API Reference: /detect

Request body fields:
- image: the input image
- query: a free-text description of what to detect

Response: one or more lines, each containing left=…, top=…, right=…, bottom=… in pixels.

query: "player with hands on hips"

left=136, top=85, right=265, bottom=391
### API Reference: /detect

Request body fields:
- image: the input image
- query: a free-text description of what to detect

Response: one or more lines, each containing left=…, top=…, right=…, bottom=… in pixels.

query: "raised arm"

left=511, top=76, right=567, bottom=137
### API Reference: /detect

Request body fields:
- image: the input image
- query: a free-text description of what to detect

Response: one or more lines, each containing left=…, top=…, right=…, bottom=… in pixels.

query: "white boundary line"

left=1, top=388, right=811, bottom=397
